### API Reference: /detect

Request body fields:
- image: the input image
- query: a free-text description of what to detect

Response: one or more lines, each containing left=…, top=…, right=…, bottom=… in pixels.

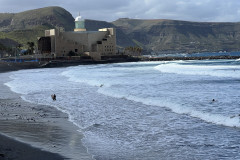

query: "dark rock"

left=0, top=153, right=5, bottom=157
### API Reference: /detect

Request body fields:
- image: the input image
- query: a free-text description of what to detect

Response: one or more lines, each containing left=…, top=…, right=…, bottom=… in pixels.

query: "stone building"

left=38, top=15, right=116, bottom=60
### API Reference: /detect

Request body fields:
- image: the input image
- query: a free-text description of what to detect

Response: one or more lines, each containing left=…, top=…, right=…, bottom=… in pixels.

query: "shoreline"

left=1, top=55, right=240, bottom=73
left=0, top=56, right=239, bottom=159
left=0, top=72, right=94, bottom=160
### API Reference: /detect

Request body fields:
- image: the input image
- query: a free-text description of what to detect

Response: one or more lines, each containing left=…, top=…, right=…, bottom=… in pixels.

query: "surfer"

left=230, top=114, right=240, bottom=118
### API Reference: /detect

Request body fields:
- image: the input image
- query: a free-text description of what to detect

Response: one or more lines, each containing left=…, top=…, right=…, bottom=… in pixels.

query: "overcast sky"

left=1, top=0, right=240, bottom=22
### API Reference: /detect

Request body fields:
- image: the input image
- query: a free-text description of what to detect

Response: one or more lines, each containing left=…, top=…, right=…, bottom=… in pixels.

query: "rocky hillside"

left=85, top=19, right=135, bottom=48
left=0, top=6, right=74, bottom=32
left=0, top=7, right=75, bottom=48
left=113, top=18, right=240, bottom=53
left=1, top=6, right=240, bottom=53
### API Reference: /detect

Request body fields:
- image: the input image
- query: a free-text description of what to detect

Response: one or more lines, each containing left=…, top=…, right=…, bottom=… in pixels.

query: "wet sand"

left=0, top=133, right=64, bottom=160
left=0, top=71, right=94, bottom=160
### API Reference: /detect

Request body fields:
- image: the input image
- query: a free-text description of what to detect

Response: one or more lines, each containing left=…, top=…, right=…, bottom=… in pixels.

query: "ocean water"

left=152, top=51, right=240, bottom=58
left=4, top=59, right=240, bottom=160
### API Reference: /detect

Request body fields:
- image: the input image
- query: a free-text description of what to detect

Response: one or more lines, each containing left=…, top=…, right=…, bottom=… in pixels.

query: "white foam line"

left=154, top=62, right=240, bottom=78
left=98, top=89, right=240, bottom=128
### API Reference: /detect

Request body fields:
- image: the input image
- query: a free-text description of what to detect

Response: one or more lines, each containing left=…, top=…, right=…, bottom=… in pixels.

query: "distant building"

left=38, top=15, right=116, bottom=60
left=74, top=14, right=86, bottom=32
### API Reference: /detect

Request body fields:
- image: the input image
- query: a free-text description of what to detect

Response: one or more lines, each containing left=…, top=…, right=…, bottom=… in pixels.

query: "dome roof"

left=75, top=16, right=84, bottom=21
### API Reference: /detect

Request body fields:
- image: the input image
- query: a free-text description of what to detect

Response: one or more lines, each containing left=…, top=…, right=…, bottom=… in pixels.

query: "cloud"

left=0, top=0, right=240, bottom=22
left=119, top=0, right=240, bottom=22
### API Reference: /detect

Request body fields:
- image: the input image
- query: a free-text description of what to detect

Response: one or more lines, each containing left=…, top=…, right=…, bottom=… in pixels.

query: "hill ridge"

left=1, top=6, right=240, bottom=53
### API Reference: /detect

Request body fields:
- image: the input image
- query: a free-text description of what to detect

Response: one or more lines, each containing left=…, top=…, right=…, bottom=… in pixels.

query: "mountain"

left=0, top=7, right=134, bottom=50
left=112, top=18, right=240, bottom=53
left=1, top=6, right=240, bottom=53
left=0, top=6, right=74, bottom=48
left=85, top=19, right=135, bottom=48
left=0, top=6, right=74, bottom=31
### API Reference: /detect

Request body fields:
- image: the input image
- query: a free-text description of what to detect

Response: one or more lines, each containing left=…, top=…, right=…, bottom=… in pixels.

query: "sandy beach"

left=0, top=69, right=94, bottom=160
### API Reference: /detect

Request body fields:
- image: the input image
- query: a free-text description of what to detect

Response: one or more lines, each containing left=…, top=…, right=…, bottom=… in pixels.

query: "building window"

left=75, top=49, right=78, bottom=52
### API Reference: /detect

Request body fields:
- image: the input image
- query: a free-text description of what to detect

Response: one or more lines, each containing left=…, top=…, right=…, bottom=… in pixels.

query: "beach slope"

left=0, top=71, right=93, bottom=160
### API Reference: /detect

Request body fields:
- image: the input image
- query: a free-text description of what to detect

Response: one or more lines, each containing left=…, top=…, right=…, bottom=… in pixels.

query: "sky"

left=1, top=0, right=240, bottom=22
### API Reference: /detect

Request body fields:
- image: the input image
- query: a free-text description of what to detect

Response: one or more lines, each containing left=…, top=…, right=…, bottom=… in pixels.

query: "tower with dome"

left=74, top=14, right=86, bottom=32
left=38, top=14, right=117, bottom=61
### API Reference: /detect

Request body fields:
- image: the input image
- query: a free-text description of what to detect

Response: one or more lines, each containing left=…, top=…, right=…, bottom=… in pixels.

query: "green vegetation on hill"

left=0, top=6, right=74, bottom=50
left=0, top=13, right=14, bottom=30
left=1, top=6, right=240, bottom=54
left=0, top=6, right=74, bottom=32
left=0, top=26, right=49, bottom=49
